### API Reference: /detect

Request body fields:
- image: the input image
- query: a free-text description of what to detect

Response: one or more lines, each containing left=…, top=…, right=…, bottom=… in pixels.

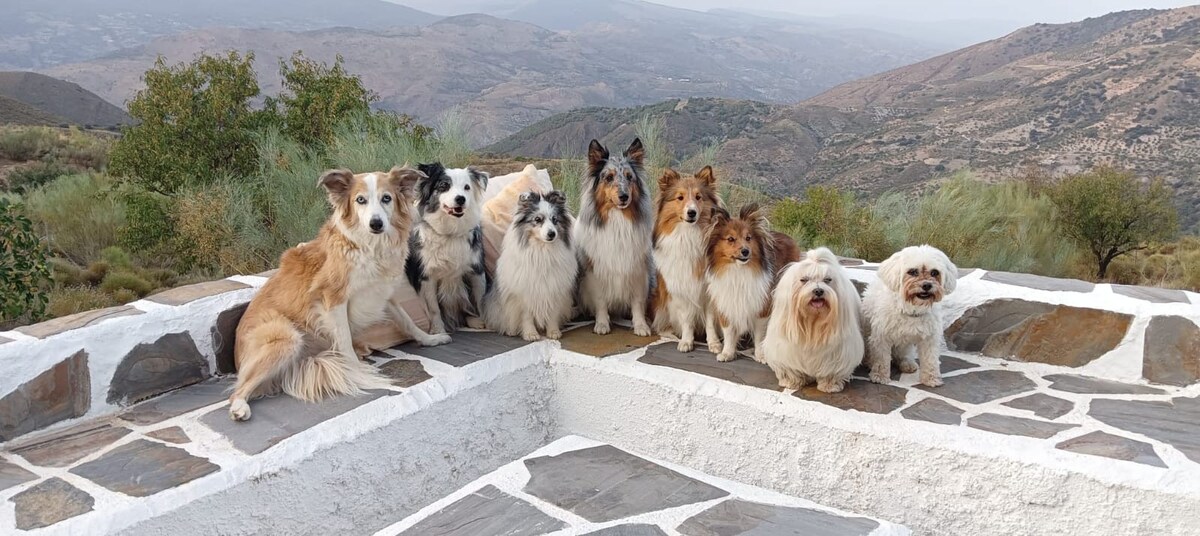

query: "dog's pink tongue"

left=810, top=299, right=826, bottom=309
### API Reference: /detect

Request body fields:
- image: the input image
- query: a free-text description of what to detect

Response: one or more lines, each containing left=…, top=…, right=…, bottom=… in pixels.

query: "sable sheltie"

left=484, top=190, right=577, bottom=341
left=705, top=203, right=800, bottom=362
left=650, top=166, right=722, bottom=352
left=764, top=247, right=864, bottom=393
left=229, top=167, right=449, bottom=422
left=575, top=138, right=654, bottom=336
left=405, top=163, right=489, bottom=334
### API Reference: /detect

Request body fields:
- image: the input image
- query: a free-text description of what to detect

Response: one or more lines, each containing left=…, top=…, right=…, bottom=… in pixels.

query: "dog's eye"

left=907, top=269, right=919, bottom=277
left=930, top=269, right=940, bottom=277
left=381, top=194, right=392, bottom=204
left=695, top=194, right=701, bottom=201
left=625, top=172, right=633, bottom=180
left=676, top=195, right=684, bottom=201
left=534, top=216, right=544, bottom=224
left=355, top=196, right=367, bottom=205
left=800, top=277, right=809, bottom=283
left=726, top=236, right=735, bottom=243
left=824, top=277, right=832, bottom=284
left=464, top=184, right=470, bottom=191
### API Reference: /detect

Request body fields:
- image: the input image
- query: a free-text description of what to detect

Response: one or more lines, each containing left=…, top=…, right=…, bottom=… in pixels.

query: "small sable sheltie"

left=764, top=247, right=864, bottom=393
left=406, top=162, right=490, bottom=334
left=229, top=167, right=449, bottom=422
left=575, top=138, right=654, bottom=336
left=650, top=166, right=722, bottom=352
left=705, top=203, right=800, bottom=362
left=484, top=190, right=577, bottom=341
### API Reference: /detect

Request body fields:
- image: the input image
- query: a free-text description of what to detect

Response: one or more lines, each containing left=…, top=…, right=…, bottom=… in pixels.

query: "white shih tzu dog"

left=863, top=245, right=958, bottom=387
left=763, top=247, right=864, bottom=393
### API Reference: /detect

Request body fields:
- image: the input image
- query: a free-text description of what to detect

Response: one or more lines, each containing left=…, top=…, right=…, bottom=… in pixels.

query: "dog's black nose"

left=813, top=288, right=825, bottom=298
left=454, top=195, right=466, bottom=206
left=618, top=193, right=630, bottom=203
left=921, top=282, right=933, bottom=291
left=369, top=218, right=384, bottom=232
left=739, top=247, right=750, bottom=257
left=546, top=229, right=557, bottom=240
left=686, top=209, right=697, bottom=220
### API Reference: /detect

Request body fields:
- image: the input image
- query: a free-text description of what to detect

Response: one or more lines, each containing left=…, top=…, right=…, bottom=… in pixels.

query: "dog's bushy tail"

left=280, top=351, right=391, bottom=402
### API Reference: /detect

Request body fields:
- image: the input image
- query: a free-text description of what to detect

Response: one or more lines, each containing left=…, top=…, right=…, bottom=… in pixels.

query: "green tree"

left=109, top=51, right=270, bottom=194
left=1050, top=167, right=1179, bottom=278
left=269, top=52, right=377, bottom=147
left=0, top=199, right=51, bottom=326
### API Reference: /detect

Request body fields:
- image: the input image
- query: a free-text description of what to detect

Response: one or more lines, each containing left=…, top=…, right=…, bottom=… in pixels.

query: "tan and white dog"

left=228, top=166, right=449, bottom=422
left=863, top=245, right=958, bottom=387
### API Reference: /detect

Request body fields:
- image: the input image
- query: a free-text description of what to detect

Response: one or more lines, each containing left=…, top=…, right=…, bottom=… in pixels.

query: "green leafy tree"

left=269, top=52, right=377, bottom=147
left=0, top=199, right=51, bottom=325
left=1050, top=167, right=1179, bottom=278
left=109, top=51, right=270, bottom=194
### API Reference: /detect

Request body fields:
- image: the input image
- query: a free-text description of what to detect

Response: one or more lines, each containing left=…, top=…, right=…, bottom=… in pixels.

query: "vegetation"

left=0, top=199, right=51, bottom=327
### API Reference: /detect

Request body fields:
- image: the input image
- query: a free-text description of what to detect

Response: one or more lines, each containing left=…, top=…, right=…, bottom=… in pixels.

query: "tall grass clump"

left=633, top=114, right=672, bottom=198
left=172, top=178, right=274, bottom=274
left=0, top=127, right=58, bottom=161
left=24, top=173, right=126, bottom=264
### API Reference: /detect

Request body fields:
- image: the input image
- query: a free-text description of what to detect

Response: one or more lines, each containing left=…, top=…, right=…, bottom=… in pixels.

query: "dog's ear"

left=468, top=167, right=489, bottom=192
left=518, top=190, right=542, bottom=208
left=658, top=168, right=680, bottom=193
left=388, top=166, right=424, bottom=199
left=739, top=202, right=770, bottom=234
left=544, top=190, right=567, bottom=209
left=319, top=169, right=354, bottom=205
left=624, top=138, right=645, bottom=166
left=416, top=162, right=443, bottom=183
left=876, top=250, right=905, bottom=292
left=696, top=166, right=716, bottom=186
left=587, top=139, right=608, bottom=169
left=933, top=247, right=959, bottom=294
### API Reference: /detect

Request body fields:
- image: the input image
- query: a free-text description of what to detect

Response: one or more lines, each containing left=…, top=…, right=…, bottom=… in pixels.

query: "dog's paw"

left=521, top=330, right=542, bottom=342
left=716, top=350, right=736, bottom=362
left=920, top=373, right=944, bottom=388
left=817, top=378, right=846, bottom=393
left=707, top=341, right=723, bottom=354
left=593, top=321, right=611, bottom=335
left=632, top=322, right=652, bottom=337
left=752, top=348, right=766, bottom=364
left=677, top=339, right=695, bottom=352
left=229, top=399, right=251, bottom=421
left=898, top=359, right=919, bottom=374
left=421, top=333, right=452, bottom=347
left=545, top=328, right=562, bottom=340
left=465, top=316, right=486, bottom=330
left=353, top=342, right=371, bottom=359
left=868, top=371, right=892, bottom=385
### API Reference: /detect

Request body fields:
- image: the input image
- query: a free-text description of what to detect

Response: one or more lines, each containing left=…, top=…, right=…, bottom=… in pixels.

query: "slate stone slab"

left=1044, top=374, right=1165, bottom=395
left=915, top=370, right=1036, bottom=405
left=0, top=458, right=37, bottom=492
left=70, top=439, right=219, bottom=497
left=795, top=380, right=908, bottom=415
left=146, top=426, right=191, bottom=444
left=212, top=303, right=248, bottom=374
left=1056, top=431, right=1166, bottom=468
left=399, top=484, right=565, bottom=536
left=10, top=422, right=130, bottom=468
left=640, top=344, right=780, bottom=390
left=14, top=305, right=143, bottom=338
left=199, top=390, right=387, bottom=455
left=939, top=355, right=978, bottom=373
left=560, top=324, right=658, bottom=357
left=945, top=299, right=1130, bottom=367
left=1142, top=316, right=1200, bottom=387
left=107, top=332, right=211, bottom=406
left=1090, top=396, right=1200, bottom=463
left=980, top=271, right=1095, bottom=293
left=901, top=398, right=965, bottom=425
left=10, top=477, right=94, bottom=530
left=523, top=444, right=729, bottom=522
left=0, top=350, right=90, bottom=441
left=677, top=499, right=879, bottom=536
left=1112, top=285, right=1190, bottom=304
left=1002, top=393, right=1074, bottom=420
left=852, top=362, right=900, bottom=381
left=584, top=525, right=670, bottom=536
left=119, top=377, right=233, bottom=426
left=377, top=359, right=432, bottom=387
left=967, top=413, right=1078, bottom=439
left=144, top=279, right=250, bottom=306
left=396, top=330, right=532, bottom=366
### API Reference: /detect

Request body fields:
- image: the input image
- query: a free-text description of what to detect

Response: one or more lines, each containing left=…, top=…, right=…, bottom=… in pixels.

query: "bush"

left=48, top=257, right=83, bottom=286
left=0, top=127, right=57, bottom=161
left=99, top=271, right=154, bottom=296
left=6, top=161, right=73, bottom=194
left=268, top=52, right=377, bottom=147
left=45, top=286, right=117, bottom=318
left=772, top=186, right=892, bottom=261
left=118, top=187, right=175, bottom=256
left=171, top=180, right=273, bottom=274
left=23, top=173, right=125, bottom=264
left=0, top=199, right=51, bottom=325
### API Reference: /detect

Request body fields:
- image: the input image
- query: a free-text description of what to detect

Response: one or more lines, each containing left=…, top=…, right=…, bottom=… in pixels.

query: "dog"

left=484, top=190, right=577, bottom=341
left=705, top=203, right=800, bottom=362
left=405, top=162, right=489, bottom=334
left=575, top=138, right=654, bottom=336
left=229, top=166, right=450, bottom=421
left=650, top=166, right=722, bottom=352
left=764, top=247, right=864, bottom=393
left=863, top=245, right=959, bottom=387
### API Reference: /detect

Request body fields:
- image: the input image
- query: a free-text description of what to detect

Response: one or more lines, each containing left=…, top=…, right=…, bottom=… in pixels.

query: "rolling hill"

left=0, top=72, right=131, bottom=127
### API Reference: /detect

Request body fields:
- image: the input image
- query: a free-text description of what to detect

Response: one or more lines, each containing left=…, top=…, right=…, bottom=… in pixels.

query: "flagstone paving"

left=677, top=498, right=880, bottom=536
left=396, top=330, right=532, bottom=366
left=966, top=413, right=1079, bottom=439
left=398, top=484, right=566, bottom=536
left=10, top=477, right=93, bottom=530
left=1002, top=393, right=1074, bottom=420
left=1055, top=431, right=1166, bottom=468
left=900, top=398, right=965, bottom=425
left=560, top=325, right=659, bottom=357
left=199, top=389, right=390, bottom=455
left=9, top=421, right=130, bottom=467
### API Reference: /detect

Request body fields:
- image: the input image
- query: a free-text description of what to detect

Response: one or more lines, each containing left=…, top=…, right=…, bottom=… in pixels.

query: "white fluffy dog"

left=763, top=247, right=864, bottom=393
left=862, top=245, right=958, bottom=387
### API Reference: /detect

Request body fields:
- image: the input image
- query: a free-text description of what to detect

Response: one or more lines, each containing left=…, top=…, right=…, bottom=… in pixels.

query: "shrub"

left=118, top=187, right=175, bottom=256
left=99, top=246, right=133, bottom=270
left=772, top=186, right=892, bottom=261
left=24, top=173, right=125, bottom=264
left=0, top=127, right=57, bottom=161
left=0, top=199, right=51, bottom=325
left=110, top=288, right=139, bottom=304
left=45, top=286, right=117, bottom=318
left=268, top=52, right=377, bottom=147
left=48, top=257, right=83, bottom=286
left=6, top=161, right=73, bottom=194
left=80, top=261, right=110, bottom=285
left=171, top=180, right=273, bottom=274
left=99, top=271, right=155, bottom=297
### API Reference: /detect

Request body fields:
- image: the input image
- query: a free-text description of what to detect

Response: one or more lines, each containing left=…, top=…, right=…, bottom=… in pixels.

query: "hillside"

left=491, top=7, right=1200, bottom=227
left=0, top=72, right=131, bottom=127
left=0, top=94, right=65, bottom=126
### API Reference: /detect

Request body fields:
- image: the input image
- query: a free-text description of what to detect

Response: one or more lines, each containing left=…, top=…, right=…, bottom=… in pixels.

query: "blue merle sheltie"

left=574, top=138, right=654, bottom=336
left=405, top=162, right=489, bottom=334
left=484, top=190, right=577, bottom=341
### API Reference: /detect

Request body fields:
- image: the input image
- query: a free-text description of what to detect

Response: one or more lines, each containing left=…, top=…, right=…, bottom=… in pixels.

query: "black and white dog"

left=405, top=162, right=489, bottom=333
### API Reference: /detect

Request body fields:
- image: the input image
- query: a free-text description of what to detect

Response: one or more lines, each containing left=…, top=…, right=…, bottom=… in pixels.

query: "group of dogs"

left=227, top=138, right=958, bottom=422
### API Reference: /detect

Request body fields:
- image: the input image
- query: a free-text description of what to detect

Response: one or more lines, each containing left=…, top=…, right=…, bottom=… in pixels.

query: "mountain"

left=0, top=0, right=440, bottom=69
left=41, top=12, right=936, bottom=145
left=490, top=7, right=1200, bottom=226
left=0, top=94, right=66, bottom=126
left=0, top=72, right=131, bottom=127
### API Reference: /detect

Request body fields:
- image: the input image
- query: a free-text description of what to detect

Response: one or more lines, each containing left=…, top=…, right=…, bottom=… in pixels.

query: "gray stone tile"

left=795, top=380, right=908, bottom=415
left=212, top=303, right=248, bottom=374
left=377, top=359, right=432, bottom=387
left=677, top=499, right=879, bottom=536
left=967, top=413, right=1078, bottom=439
left=199, top=390, right=387, bottom=455
left=10, top=477, right=93, bottom=530
left=640, top=344, right=779, bottom=390
left=939, top=355, right=977, bottom=373
left=901, top=398, right=964, bottom=425
left=14, top=305, right=143, bottom=338
left=0, top=457, right=37, bottom=492
left=70, top=439, right=219, bottom=497
left=1090, top=396, right=1200, bottom=463
left=1044, top=374, right=1165, bottom=395
left=0, top=350, right=90, bottom=442
left=583, top=525, right=670, bottom=536
left=945, top=299, right=1131, bottom=367
left=119, top=377, right=233, bottom=426
left=523, top=444, right=729, bottom=522
left=399, top=484, right=565, bottom=536
left=146, top=426, right=191, bottom=444
left=10, top=422, right=131, bottom=468
left=107, top=332, right=211, bottom=406
left=1002, top=393, right=1074, bottom=420
left=980, top=271, right=1095, bottom=293
left=560, top=324, right=658, bottom=357
left=852, top=362, right=900, bottom=381
left=395, top=330, right=532, bottom=367
left=144, top=279, right=250, bottom=306
left=1112, top=285, right=1190, bottom=304
left=1056, top=431, right=1165, bottom=468
left=916, top=370, right=1036, bottom=405
left=1142, top=316, right=1200, bottom=387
